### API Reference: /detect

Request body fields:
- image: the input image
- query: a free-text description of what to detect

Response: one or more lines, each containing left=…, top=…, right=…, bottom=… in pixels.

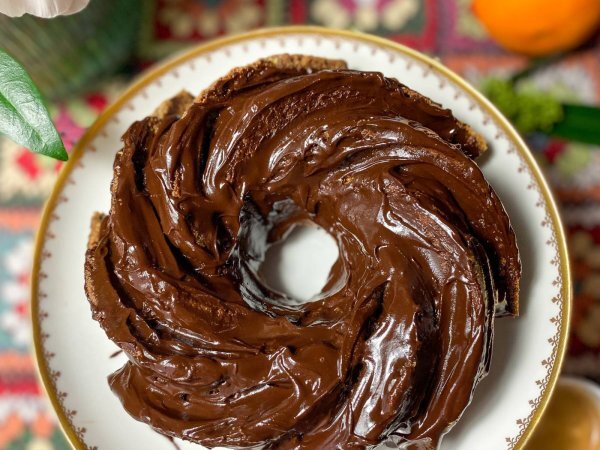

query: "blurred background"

left=0, top=0, right=599, bottom=449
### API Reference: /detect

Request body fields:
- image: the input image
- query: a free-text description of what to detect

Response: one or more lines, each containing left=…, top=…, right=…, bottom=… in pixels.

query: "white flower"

left=0, top=0, right=89, bottom=18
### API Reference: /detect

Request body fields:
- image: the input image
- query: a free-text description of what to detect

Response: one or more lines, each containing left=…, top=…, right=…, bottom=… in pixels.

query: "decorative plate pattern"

left=31, top=27, right=570, bottom=450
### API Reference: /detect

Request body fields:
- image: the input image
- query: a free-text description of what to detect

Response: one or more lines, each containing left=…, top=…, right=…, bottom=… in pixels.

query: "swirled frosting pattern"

left=85, top=56, right=520, bottom=449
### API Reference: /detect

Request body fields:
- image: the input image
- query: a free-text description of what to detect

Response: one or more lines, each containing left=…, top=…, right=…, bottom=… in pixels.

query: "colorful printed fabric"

left=1, top=1, right=599, bottom=447
left=0, top=86, right=122, bottom=449
left=138, top=0, right=440, bottom=59
left=0, top=215, right=70, bottom=449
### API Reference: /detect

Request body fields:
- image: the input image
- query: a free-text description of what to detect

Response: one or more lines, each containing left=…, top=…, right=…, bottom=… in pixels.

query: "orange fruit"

left=472, top=0, right=600, bottom=56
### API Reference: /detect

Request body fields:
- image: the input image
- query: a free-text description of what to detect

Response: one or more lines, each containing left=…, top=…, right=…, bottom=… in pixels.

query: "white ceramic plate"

left=31, top=27, right=571, bottom=450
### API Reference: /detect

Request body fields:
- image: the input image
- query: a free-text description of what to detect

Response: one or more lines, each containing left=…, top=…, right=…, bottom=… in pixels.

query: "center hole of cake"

left=259, top=224, right=339, bottom=304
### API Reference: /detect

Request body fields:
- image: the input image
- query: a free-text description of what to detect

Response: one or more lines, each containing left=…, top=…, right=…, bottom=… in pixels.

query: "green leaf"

left=550, top=103, right=600, bottom=146
left=0, top=48, right=67, bottom=161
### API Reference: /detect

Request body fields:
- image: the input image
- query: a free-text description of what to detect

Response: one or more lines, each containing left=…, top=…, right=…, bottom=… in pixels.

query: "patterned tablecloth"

left=1, top=1, right=599, bottom=448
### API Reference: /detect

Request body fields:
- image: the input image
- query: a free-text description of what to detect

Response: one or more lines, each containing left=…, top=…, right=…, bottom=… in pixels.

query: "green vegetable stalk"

left=482, top=67, right=600, bottom=146
left=482, top=78, right=563, bottom=134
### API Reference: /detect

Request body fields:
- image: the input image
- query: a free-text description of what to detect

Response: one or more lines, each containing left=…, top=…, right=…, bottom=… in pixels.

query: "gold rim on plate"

left=30, top=26, right=572, bottom=450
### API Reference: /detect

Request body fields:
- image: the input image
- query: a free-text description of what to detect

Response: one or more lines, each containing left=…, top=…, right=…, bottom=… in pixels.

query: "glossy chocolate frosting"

left=85, top=55, right=520, bottom=449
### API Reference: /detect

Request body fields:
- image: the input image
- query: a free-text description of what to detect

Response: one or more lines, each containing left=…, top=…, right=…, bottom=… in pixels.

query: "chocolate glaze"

left=85, top=59, right=520, bottom=449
